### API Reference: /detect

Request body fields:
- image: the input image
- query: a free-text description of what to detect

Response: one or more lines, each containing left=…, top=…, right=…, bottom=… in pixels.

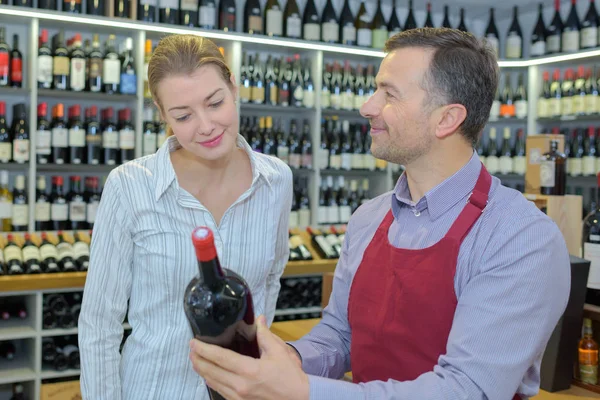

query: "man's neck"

left=404, top=147, right=474, bottom=203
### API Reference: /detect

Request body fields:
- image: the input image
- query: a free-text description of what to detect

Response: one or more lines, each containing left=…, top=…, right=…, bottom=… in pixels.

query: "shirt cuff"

left=308, top=375, right=363, bottom=400
left=288, top=340, right=324, bottom=376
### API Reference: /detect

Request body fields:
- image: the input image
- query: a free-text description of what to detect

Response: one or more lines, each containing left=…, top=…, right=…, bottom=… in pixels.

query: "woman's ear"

left=229, top=74, right=238, bottom=101
left=154, top=101, right=166, bottom=122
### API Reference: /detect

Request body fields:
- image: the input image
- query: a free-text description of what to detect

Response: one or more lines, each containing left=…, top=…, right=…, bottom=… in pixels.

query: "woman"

left=78, top=34, right=293, bottom=400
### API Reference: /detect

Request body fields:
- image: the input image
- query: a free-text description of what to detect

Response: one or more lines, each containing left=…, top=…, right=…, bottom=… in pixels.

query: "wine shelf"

left=40, top=368, right=80, bottom=380
left=0, top=272, right=87, bottom=292
left=37, top=89, right=138, bottom=102
left=0, top=163, right=30, bottom=171
left=321, top=108, right=364, bottom=118
left=0, top=363, right=36, bottom=386
left=0, top=322, right=36, bottom=341
left=40, top=327, right=78, bottom=338
left=274, top=306, right=322, bottom=317
left=239, top=103, right=315, bottom=114
left=320, top=168, right=387, bottom=176
left=539, top=115, right=600, bottom=123
left=36, top=163, right=117, bottom=174
left=0, top=87, right=29, bottom=97
left=487, top=117, right=527, bottom=124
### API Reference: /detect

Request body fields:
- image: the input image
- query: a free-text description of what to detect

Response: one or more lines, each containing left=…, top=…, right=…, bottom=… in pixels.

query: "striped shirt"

left=291, top=151, right=571, bottom=400
left=78, top=135, right=293, bottom=400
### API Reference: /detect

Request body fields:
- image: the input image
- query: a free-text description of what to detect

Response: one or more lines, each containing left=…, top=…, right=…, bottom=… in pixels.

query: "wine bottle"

left=50, top=176, right=69, bottom=231
left=37, top=103, right=51, bottom=164
left=73, top=231, right=90, bottom=271
left=4, top=234, right=24, bottom=275
left=35, top=175, right=51, bottom=231
left=86, top=106, right=102, bottom=165
left=423, top=2, right=434, bottom=28
left=289, top=232, right=312, bottom=260
left=85, top=177, right=100, bottom=229
left=218, top=0, right=236, bottom=31
left=244, top=0, right=263, bottom=35
left=404, top=0, right=417, bottom=31
left=582, top=0, right=599, bottom=49
left=264, top=0, right=283, bottom=37
left=63, top=0, right=81, bottom=12
left=338, top=0, right=355, bottom=45
left=11, top=103, right=29, bottom=164
left=514, top=73, right=528, bottom=119
left=563, top=0, right=581, bottom=53
left=40, top=232, right=60, bottom=273
left=139, top=0, right=158, bottom=22
left=371, top=0, right=388, bottom=49
left=486, top=128, right=499, bottom=174
left=38, top=29, right=53, bottom=89
left=540, top=139, right=567, bottom=195
left=355, top=1, right=371, bottom=48
left=321, top=0, right=339, bottom=43
left=102, top=107, right=119, bottom=165
left=499, top=127, right=513, bottom=175
left=87, top=0, right=103, bottom=15
left=585, top=127, right=598, bottom=176
left=306, top=227, right=337, bottom=259
left=103, top=35, right=120, bottom=94
left=87, top=34, right=103, bottom=93
left=0, top=28, right=8, bottom=87
left=180, top=0, right=198, bottom=26
left=283, top=0, right=301, bottom=38
left=387, top=0, right=401, bottom=37
left=68, top=176, right=87, bottom=231
left=22, top=233, right=42, bottom=274
left=118, top=108, right=135, bottom=163
left=51, top=104, right=68, bottom=164
left=531, top=3, right=547, bottom=57
left=199, top=0, right=217, bottom=29
left=120, top=38, right=136, bottom=95
left=505, top=6, right=523, bottom=59
left=10, top=34, right=22, bottom=88
left=12, top=175, right=27, bottom=232
left=441, top=5, right=452, bottom=28
left=184, top=226, right=259, bottom=400
left=69, top=34, right=86, bottom=92
left=0, top=171, right=11, bottom=232
left=52, top=31, right=69, bottom=91
left=457, top=8, right=468, bottom=32
left=546, top=0, right=564, bottom=54
left=56, top=231, right=77, bottom=272
left=159, top=0, right=179, bottom=24
left=68, top=105, right=85, bottom=164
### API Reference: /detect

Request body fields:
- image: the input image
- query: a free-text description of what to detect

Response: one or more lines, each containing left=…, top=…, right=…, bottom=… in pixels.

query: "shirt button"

left=413, top=209, right=421, bottom=217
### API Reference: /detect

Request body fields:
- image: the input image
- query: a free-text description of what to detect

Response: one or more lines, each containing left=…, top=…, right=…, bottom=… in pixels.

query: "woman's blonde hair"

left=148, top=34, right=232, bottom=137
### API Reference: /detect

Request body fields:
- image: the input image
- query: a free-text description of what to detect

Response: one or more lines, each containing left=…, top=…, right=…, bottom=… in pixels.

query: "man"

left=189, top=28, right=571, bottom=400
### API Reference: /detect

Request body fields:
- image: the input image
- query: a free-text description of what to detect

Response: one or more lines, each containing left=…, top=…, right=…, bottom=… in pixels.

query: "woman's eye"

left=175, top=115, right=189, bottom=122
left=210, top=100, right=223, bottom=108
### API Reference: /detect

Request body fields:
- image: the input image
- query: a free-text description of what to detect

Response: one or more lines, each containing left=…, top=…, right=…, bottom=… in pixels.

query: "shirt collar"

left=154, top=134, right=274, bottom=201
left=391, top=151, right=483, bottom=221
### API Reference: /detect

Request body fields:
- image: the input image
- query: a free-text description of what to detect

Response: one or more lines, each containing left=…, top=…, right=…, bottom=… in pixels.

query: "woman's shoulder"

left=251, top=152, right=293, bottom=187
left=106, top=153, right=161, bottom=188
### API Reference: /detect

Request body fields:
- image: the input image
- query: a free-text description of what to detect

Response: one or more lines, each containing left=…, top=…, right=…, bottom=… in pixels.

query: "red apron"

left=348, top=165, right=520, bottom=399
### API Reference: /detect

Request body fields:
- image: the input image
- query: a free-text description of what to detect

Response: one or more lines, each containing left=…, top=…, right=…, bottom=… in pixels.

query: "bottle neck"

left=199, top=257, right=225, bottom=290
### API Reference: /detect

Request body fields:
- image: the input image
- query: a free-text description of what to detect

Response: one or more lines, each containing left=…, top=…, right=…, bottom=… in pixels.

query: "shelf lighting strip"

left=1, top=6, right=600, bottom=67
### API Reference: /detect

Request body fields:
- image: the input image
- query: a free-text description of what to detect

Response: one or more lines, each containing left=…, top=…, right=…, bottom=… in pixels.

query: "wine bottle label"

left=143, top=133, right=158, bottom=156
left=276, top=146, right=289, bottom=164
left=328, top=205, right=339, bottom=223
left=0, top=142, right=11, bottom=162
left=303, top=23, right=320, bottom=41
left=68, top=128, right=85, bottom=147
left=512, top=156, right=526, bottom=175
left=570, top=158, right=582, bottom=176
left=540, top=160, right=556, bottom=187
left=372, top=29, right=388, bottom=49
left=499, top=156, right=513, bottom=174
left=9, top=56, right=21, bottom=84
left=120, top=128, right=135, bottom=150
left=582, top=27, right=598, bottom=48
left=547, top=34, right=560, bottom=53
left=265, top=8, right=283, bottom=36
left=342, top=92, right=354, bottom=111
left=514, top=100, right=527, bottom=119
left=289, top=210, right=299, bottom=229
left=585, top=242, right=600, bottom=289
left=339, top=205, right=352, bottom=223
left=87, top=200, right=99, bottom=223
left=537, top=98, right=548, bottom=118
left=23, top=245, right=41, bottom=263
left=357, top=29, right=372, bottom=47
left=574, top=95, right=586, bottom=115
left=351, top=153, right=362, bottom=169
left=584, top=156, right=596, bottom=176
left=12, top=204, right=28, bottom=226
left=70, top=58, right=86, bottom=91
left=248, top=15, right=262, bottom=33
left=103, top=58, right=121, bottom=84
left=239, top=84, right=251, bottom=102
left=321, top=88, right=330, bottom=109
left=52, top=128, right=69, bottom=148
left=286, top=15, right=302, bottom=38
left=121, top=73, right=137, bottom=95
left=530, top=40, right=546, bottom=57
left=485, top=36, right=499, bottom=57
left=37, top=130, right=51, bottom=155
left=485, top=155, right=499, bottom=174
left=40, top=243, right=59, bottom=260
left=51, top=203, right=68, bottom=221
left=376, top=158, right=387, bottom=170
left=580, top=362, right=599, bottom=385
left=57, top=242, right=75, bottom=261
left=505, top=35, right=522, bottom=59
left=4, top=245, right=22, bottom=262
left=322, top=21, right=339, bottom=42
left=353, top=94, right=364, bottom=110
left=500, top=103, right=515, bottom=118
left=342, top=25, right=356, bottom=43
left=251, top=86, right=265, bottom=103
left=490, top=100, right=500, bottom=120
left=198, top=4, right=216, bottom=26
left=89, top=57, right=102, bottom=80
left=293, top=85, right=304, bottom=102
left=298, top=209, right=310, bottom=228
left=301, top=154, right=311, bottom=168
left=38, top=54, right=53, bottom=84
left=0, top=201, right=12, bottom=219
left=0, top=53, right=7, bottom=85
left=73, top=241, right=90, bottom=259
left=330, top=93, right=341, bottom=110
left=561, top=97, right=574, bottom=116
left=180, top=0, right=197, bottom=10
left=103, top=131, right=119, bottom=149
left=330, top=154, right=342, bottom=169
left=549, top=98, right=561, bottom=117
left=318, top=206, right=328, bottom=224
left=302, top=90, right=315, bottom=108
left=36, top=201, right=51, bottom=222
left=70, top=201, right=86, bottom=221
left=341, top=153, right=352, bottom=170
left=318, top=148, right=329, bottom=169
left=562, top=30, right=580, bottom=52
left=53, top=56, right=70, bottom=76
left=288, top=154, right=301, bottom=169
left=586, top=94, right=598, bottom=115
left=13, top=139, right=29, bottom=163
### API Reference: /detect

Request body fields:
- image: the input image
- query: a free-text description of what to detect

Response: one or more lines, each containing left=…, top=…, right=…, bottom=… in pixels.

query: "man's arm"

left=298, top=215, right=571, bottom=400
left=78, top=172, right=134, bottom=400
left=289, top=224, right=354, bottom=379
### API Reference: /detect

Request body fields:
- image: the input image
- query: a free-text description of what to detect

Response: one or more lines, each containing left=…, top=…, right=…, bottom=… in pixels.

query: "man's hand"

left=189, top=315, right=310, bottom=400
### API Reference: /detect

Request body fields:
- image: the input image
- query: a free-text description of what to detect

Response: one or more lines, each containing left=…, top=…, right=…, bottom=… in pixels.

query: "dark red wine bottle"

left=183, top=226, right=259, bottom=400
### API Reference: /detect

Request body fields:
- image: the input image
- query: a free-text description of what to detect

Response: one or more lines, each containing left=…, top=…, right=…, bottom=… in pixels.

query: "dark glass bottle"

left=540, top=139, right=567, bottom=195
left=183, top=226, right=259, bottom=400
left=86, top=106, right=102, bottom=165
left=584, top=173, right=600, bottom=306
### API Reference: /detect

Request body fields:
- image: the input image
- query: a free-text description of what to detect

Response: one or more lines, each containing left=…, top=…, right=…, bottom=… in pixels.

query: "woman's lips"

left=198, top=132, right=225, bottom=148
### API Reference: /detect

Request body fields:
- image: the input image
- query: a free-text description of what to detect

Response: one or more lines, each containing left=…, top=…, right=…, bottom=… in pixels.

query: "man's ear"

left=435, top=104, right=467, bottom=139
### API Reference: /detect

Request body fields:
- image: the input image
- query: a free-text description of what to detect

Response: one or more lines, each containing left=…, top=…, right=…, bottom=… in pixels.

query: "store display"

left=477, top=127, right=526, bottom=176
left=0, top=297, right=26, bottom=320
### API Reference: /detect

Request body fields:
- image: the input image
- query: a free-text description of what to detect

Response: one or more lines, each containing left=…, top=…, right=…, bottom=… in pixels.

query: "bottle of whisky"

left=579, top=318, right=599, bottom=384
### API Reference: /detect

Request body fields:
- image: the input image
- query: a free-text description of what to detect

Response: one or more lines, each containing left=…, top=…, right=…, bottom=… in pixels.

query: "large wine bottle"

left=183, top=226, right=259, bottom=400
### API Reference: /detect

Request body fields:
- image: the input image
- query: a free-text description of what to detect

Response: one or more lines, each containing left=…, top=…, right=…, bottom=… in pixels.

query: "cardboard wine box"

left=525, top=134, right=566, bottom=194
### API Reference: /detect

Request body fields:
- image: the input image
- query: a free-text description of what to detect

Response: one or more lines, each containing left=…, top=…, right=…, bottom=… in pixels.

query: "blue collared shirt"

left=291, top=151, right=571, bottom=400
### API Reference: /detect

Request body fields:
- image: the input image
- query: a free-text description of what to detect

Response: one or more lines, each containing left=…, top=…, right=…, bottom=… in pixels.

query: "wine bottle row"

left=43, top=292, right=81, bottom=330
left=477, top=127, right=526, bottom=176
left=42, top=335, right=80, bottom=371
left=317, top=176, right=369, bottom=226
left=490, top=72, right=528, bottom=120
left=0, top=231, right=90, bottom=275
left=289, top=178, right=310, bottom=230
left=0, top=27, right=23, bottom=88
left=36, top=28, right=136, bottom=94
left=0, top=297, right=27, bottom=321
left=276, top=276, right=322, bottom=309
left=544, top=126, right=600, bottom=177
left=322, top=61, right=376, bottom=112
left=539, top=66, right=600, bottom=118
left=239, top=53, right=314, bottom=108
